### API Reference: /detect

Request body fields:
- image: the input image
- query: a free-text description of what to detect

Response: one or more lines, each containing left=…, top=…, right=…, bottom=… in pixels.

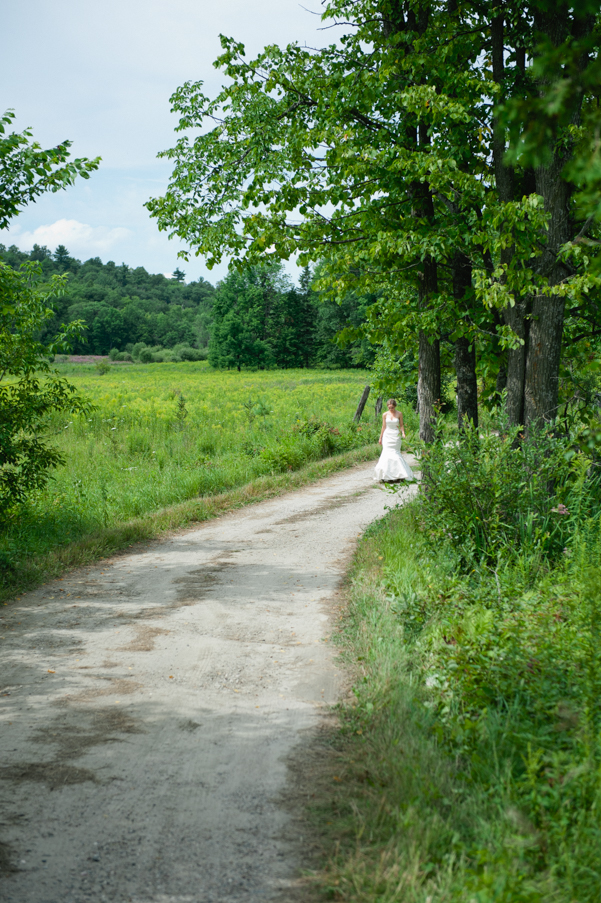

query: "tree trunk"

left=375, top=396, right=383, bottom=419
left=491, top=12, right=528, bottom=426
left=491, top=15, right=514, bottom=204
left=496, top=355, right=507, bottom=396
left=524, top=7, right=580, bottom=427
left=504, top=299, right=527, bottom=425
left=418, top=331, right=440, bottom=443
left=354, top=385, right=371, bottom=423
left=455, top=338, right=478, bottom=430
left=452, top=252, right=478, bottom=430
left=524, top=153, right=571, bottom=425
left=415, top=117, right=440, bottom=444
left=524, top=294, right=566, bottom=425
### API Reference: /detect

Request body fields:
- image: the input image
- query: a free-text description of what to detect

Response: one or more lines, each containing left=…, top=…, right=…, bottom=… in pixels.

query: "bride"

left=374, top=398, right=414, bottom=483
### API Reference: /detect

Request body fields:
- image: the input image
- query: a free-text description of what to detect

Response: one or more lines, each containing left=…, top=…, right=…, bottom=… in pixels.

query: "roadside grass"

left=0, top=444, right=379, bottom=602
left=2, top=363, right=416, bottom=592
left=315, top=497, right=601, bottom=902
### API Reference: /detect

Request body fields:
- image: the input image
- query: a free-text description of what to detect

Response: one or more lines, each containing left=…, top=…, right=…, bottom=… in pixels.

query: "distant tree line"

left=208, top=263, right=374, bottom=370
left=0, top=244, right=373, bottom=368
left=0, top=243, right=214, bottom=356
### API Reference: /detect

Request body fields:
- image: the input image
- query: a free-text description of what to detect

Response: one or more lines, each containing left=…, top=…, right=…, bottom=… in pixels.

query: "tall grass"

left=1, top=363, right=410, bottom=582
left=317, top=426, right=601, bottom=902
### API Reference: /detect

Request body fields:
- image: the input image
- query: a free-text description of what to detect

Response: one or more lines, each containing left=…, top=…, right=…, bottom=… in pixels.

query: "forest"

left=0, top=242, right=373, bottom=368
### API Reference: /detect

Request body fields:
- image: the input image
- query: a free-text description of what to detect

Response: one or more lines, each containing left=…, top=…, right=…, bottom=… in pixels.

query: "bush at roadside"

left=257, top=418, right=375, bottom=473
left=323, top=423, right=601, bottom=902
left=419, top=421, right=600, bottom=565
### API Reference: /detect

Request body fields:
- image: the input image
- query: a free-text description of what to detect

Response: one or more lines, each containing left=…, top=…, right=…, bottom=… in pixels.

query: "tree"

left=53, top=244, right=74, bottom=271
left=0, top=113, right=99, bottom=515
left=0, top=245, right=217, bottom=355
left=147, top=0, right=601, bottom=435
left=146, top=1, right=498, bottom=437
left=0, top=110, right=100, bottom=229
left=208, top=264, right=286, bottom=370
left=0, top=261, right=89, bottom=517
left=486, top=3, right=601, bottom=427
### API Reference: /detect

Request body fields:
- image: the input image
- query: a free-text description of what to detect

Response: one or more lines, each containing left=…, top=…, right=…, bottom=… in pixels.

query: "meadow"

left=1, top=362, right=402, bottom=587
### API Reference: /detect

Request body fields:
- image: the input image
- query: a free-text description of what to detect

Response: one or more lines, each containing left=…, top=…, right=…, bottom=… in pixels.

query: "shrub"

left=418, top=422, right=600, bottom=565
left=131, top=342, right=147, bottom=360
left=259, top=436, right=312, bottom=472
left=172, top=343, right=207, bottom=361
left=138, top=348, right=153, bottom=364
left=94, top=360, right=111, bottom=375
left=108, top=348, right=120, bottom=361
left=353, top=501, right=601, bottom=902
left=0, top=261, right=89, bottom=519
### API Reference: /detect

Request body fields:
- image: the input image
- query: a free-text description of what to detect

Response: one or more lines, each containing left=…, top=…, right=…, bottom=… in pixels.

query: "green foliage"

left=0, top=243, right=215, bottom=355
left=258, top=416, right=369, bottom=473
left=0, top=110, right=99, bottom=229
left=147, top=0, right=601, bottom=430
left=207, top=261, right=370, bottom=370
left=0, top=364, right=377, bottom=578
left=418, top=423, right=601, bottom=565
left=0, top=247, right=365, bottom=371
left=327, top=479, right=601, bottom=901
left=0, top=261, right=89, bottom=519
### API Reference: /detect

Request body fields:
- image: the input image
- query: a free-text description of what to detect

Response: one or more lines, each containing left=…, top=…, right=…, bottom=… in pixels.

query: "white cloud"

left=9, top=219, right=131, bottom=256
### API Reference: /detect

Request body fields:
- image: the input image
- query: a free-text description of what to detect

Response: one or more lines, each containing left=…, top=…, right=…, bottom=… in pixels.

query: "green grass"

left=2, top=362, right=418, bottom=597
left=0, top=444, right=378, bottom=603
left=312, top=501, right=601, bottom=902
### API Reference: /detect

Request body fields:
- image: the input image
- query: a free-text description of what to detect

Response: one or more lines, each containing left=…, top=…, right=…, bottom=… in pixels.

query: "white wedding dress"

left=374, top=415, right=414, bottom=482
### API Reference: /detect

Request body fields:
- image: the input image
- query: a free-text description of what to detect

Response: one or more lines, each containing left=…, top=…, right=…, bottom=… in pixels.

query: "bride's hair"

left=387, top=398, right=397, bottom=407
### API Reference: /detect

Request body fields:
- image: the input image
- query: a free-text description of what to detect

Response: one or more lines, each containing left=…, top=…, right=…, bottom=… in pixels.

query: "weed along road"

left=0, top=463, right=416, bottom=903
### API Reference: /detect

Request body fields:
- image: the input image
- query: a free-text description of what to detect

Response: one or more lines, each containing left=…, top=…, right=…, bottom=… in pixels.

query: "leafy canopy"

left=0, top=110, right=100, bottom=230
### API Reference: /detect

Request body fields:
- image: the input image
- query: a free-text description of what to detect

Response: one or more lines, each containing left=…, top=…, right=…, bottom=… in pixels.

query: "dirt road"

left=0, top=463, right=416, bottom=903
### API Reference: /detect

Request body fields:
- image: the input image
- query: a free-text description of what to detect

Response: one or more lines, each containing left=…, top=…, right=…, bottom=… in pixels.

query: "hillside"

left=0, top=243, right=374, bottom=367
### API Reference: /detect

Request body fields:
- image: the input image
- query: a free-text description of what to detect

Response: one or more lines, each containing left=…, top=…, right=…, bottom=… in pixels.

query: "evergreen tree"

left=53, top=244, right=70, bottom=269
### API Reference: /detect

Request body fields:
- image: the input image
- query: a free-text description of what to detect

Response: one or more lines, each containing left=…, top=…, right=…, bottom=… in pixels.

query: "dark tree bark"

left=455, top=337, right=478, bottom=429
left=491, top=12, right=529, bottom=426
left=496, top=356, right=508, bottom=396
left=418, top=329, right=441, bottom=443
left=375, top=396, right=383, bottom=419
left=505, top=299, right=527, bottom=425
left=524, top=155, right=572, bottom=424
left=415, top=116, right=441, bottom=444
left=452, top=252, right=478, bottom=430
left=417, top=256, right=440, bottom=443
left=491, top=16, right=514, bottom=205
left=523, top=5, right=588, bottom=426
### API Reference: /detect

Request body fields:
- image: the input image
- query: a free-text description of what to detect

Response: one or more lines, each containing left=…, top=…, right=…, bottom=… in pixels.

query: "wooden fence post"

left=354, top=385, right=371, bottom=423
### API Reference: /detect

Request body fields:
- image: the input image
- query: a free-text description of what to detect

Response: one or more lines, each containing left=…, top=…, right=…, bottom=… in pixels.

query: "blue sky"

left=1, top=0, right=327, bottom=285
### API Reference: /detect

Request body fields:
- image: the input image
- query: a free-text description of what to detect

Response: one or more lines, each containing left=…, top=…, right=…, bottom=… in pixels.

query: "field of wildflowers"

left=2, top=362, right=408, bottom=576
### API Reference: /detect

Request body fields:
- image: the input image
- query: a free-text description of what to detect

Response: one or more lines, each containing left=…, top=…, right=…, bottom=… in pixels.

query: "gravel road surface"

left=0, top=463, right=416, bottom=903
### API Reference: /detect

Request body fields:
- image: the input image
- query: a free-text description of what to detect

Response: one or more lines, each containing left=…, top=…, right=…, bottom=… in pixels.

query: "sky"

left=1, top=0, right=329, bottom=285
